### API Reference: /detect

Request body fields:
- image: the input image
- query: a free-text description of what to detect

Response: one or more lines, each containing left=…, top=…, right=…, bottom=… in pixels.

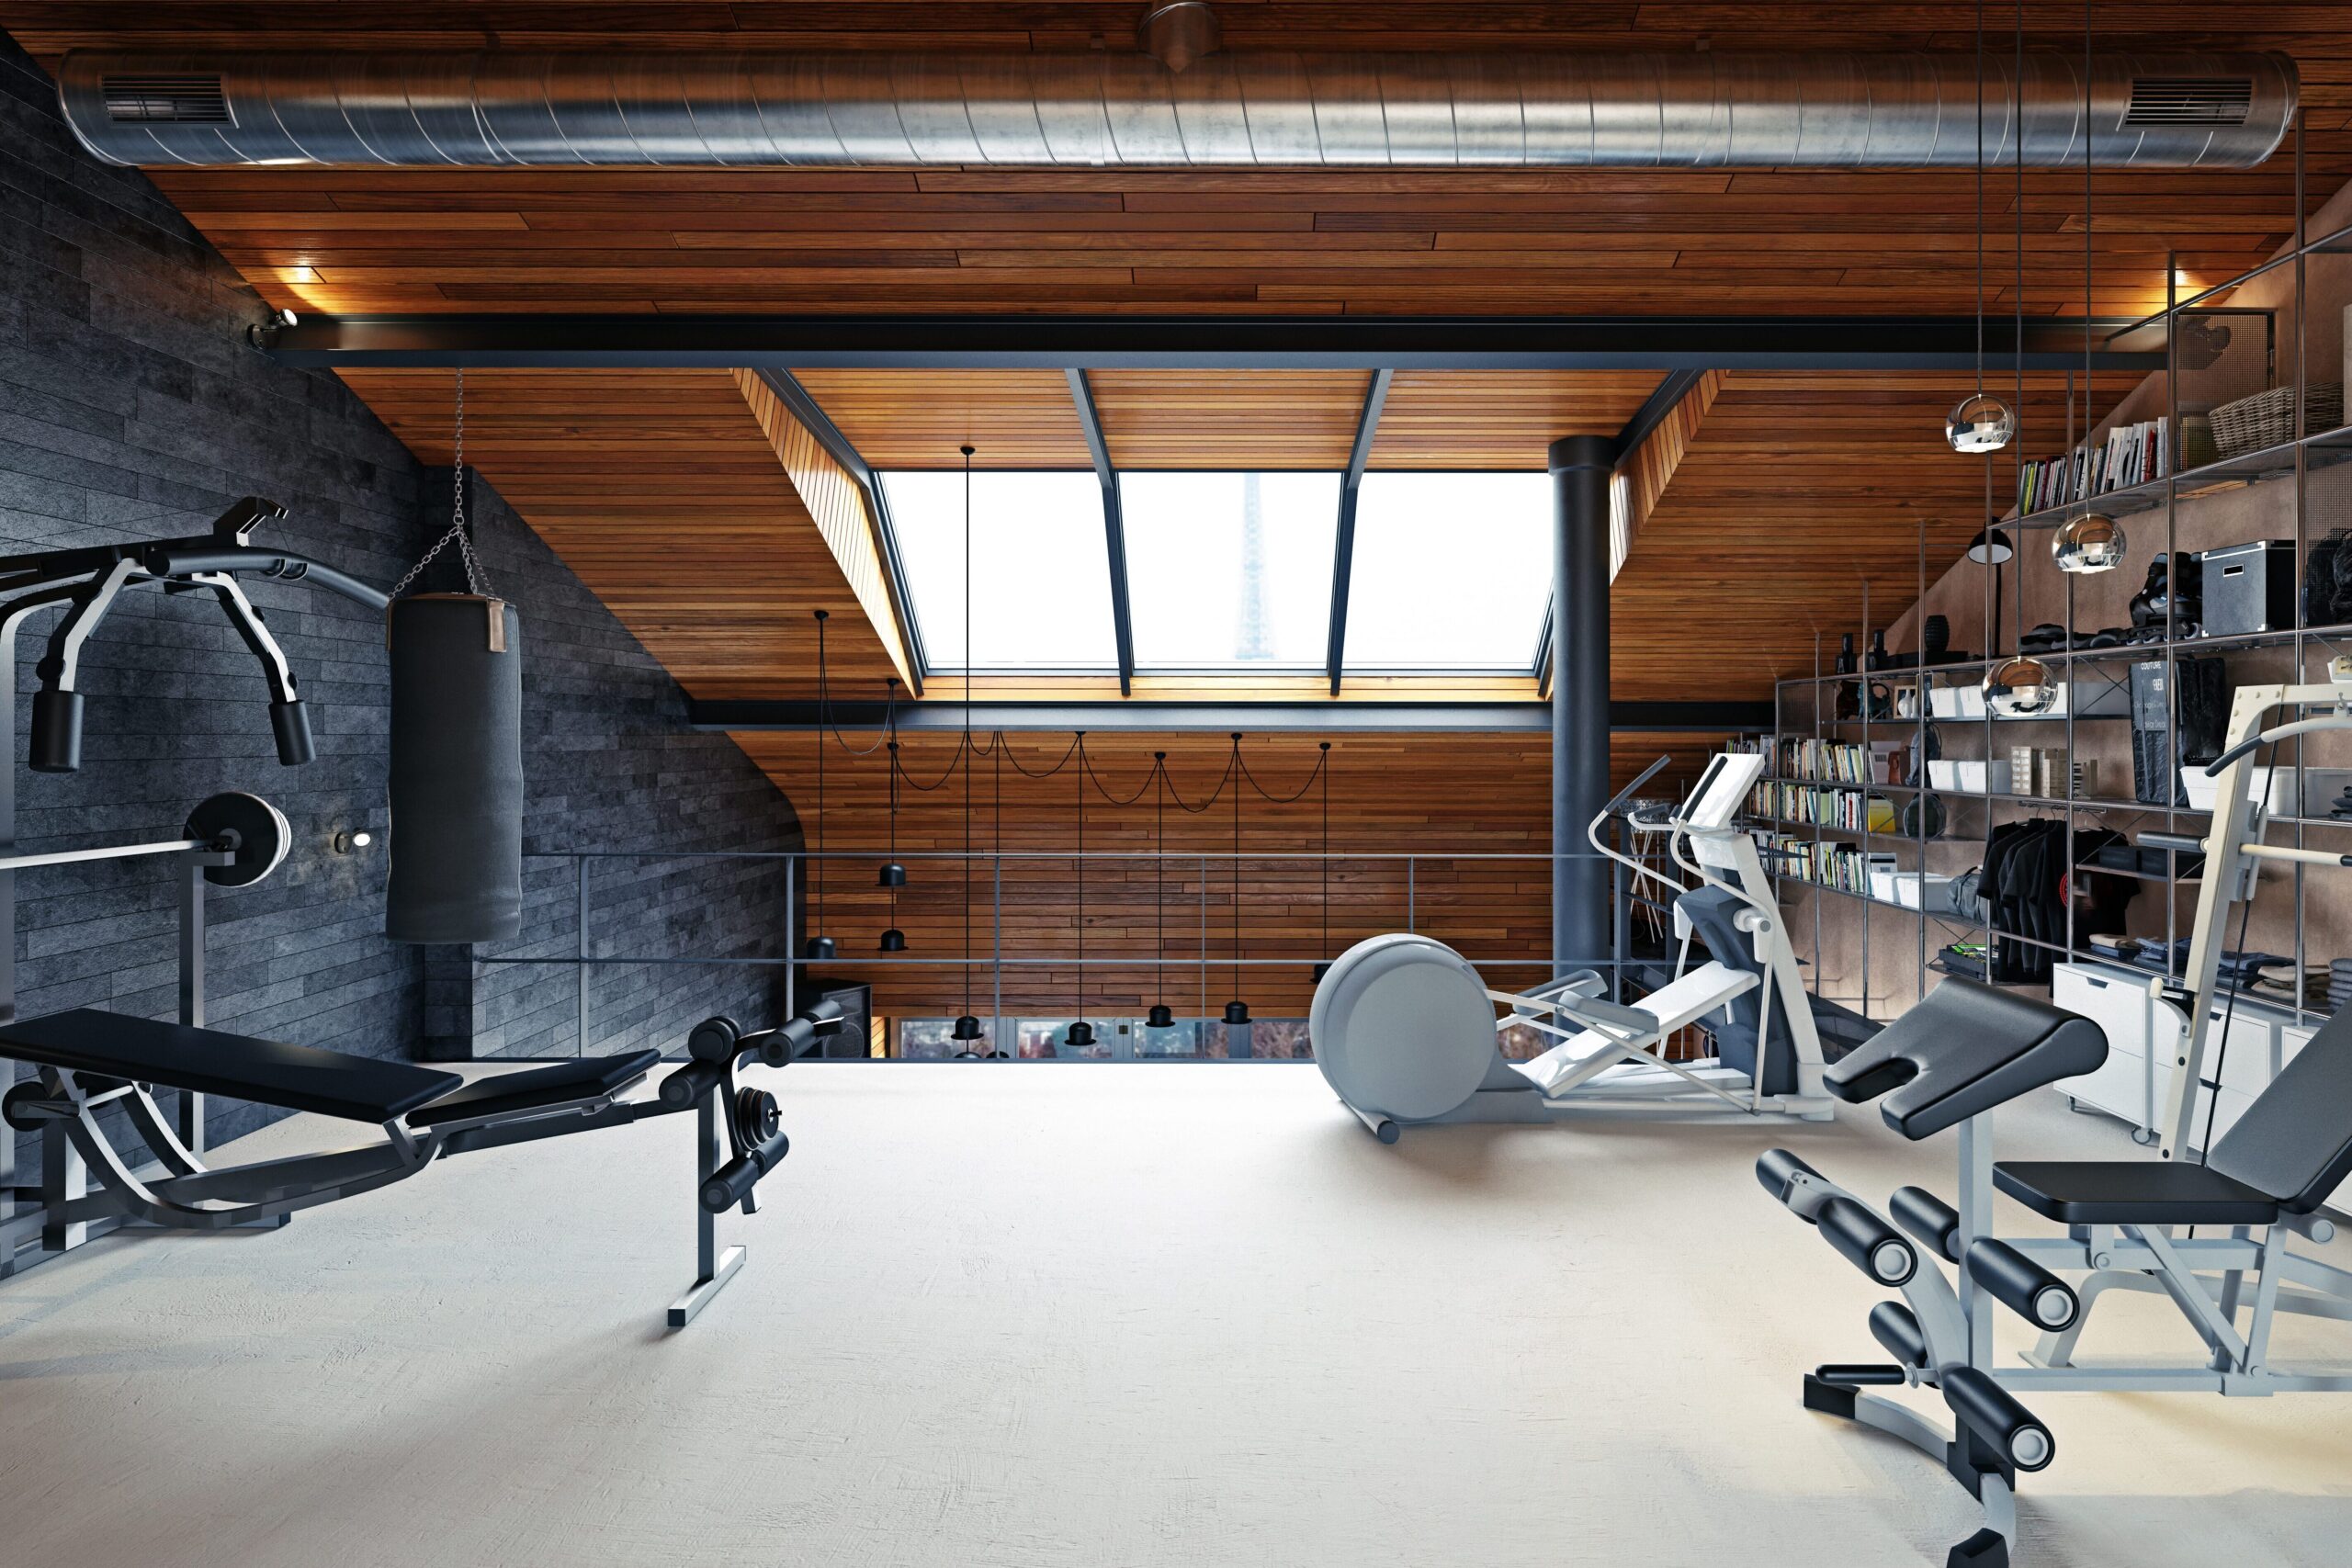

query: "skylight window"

left=1343, top=472, right=1554, bottom=671
left=881, top=470, right=1117, bottom=671
left=1119, top=471, right=1340, bottom=670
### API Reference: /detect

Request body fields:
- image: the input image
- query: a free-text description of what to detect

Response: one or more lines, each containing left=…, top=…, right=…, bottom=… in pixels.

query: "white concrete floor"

left=3, top=1066, right=2350, bottom=1568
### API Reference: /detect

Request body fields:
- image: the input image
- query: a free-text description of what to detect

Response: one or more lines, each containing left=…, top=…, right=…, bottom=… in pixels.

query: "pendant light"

left=1312, top=741, right=1334, bottom=985
left=1066, top=731, right=1095, bottom=1049
left=1946, top=0, right=2016, bottom=455
left=1984, top=654, right=2061, bottom=717
left=2051, top=0, right=2125, bottom=575
left=1222, top=734, right=1250, bottom=1030
left=878, top=689, right=907, bottom=953
left=951, top=444, right=983, bottom=1047
left=803, top=609, right=836, bottom=961
left=1146, top=751, right=1174, bottom=1031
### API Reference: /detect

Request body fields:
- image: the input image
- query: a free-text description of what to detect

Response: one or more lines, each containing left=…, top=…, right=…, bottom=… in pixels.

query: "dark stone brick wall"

left=0, top=35, right=798, bottom=1149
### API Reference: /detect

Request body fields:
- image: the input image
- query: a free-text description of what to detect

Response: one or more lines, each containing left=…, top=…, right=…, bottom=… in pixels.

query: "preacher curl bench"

left=0, top=791, right=845, bottom=1327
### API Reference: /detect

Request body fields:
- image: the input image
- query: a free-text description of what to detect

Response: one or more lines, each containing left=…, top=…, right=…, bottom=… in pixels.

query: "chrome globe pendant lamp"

left=1146, top=751, right=1175, bottom=1032
left=2050, top=2, right=2125, bottom=576
left=1984, top=654, right=2062, bottom=717
left=803, top=609, right=837, bottom=961
left=1222, top=733, right=1250, bottom=1031
left=1946, top=0, right=2015, bottom=456
left=1066, top=732, right=1095, bottom=1050
left=950, top=444, right=985, bottom=1048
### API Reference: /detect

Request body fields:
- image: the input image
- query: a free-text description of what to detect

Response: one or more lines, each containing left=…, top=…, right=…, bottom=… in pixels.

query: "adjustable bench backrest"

left=1822, top=978, right=2109, bottom=1141
left=0, top=1008, right=461, bottom=1123
left=2209, top=1006, right=2352, bottom=1215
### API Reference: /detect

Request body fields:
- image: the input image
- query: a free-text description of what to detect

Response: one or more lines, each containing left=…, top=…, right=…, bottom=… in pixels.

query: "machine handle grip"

left=658, top=1059, right=725, bottom=1110
left=1965, top=1236, right=2079, bottom=1331
left=1890, top=1186, right=1962, bottom=1263
left=1940, top=1366, right=2054, bottom=1472
left=699, top=1126, right=790, bottom=1213
left=1755, top=1147, right=1826, bottom=1207
left=1816, top=1196, right=1917, bottom=1287
left=2140, top=831, right=2204, bottom=854
left=1868, top=1302, right=1929, bottom=1370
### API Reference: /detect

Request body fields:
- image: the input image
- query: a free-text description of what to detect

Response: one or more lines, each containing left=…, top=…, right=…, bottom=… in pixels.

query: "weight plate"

left=182, top=792, right=290, bottom=888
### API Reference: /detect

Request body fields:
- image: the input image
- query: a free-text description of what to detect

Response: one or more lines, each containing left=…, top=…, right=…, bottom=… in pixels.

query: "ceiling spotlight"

left=1947, top=391, right=2016, bottom=455
left=2053, top=513, right=2127, bottom=575
left=277, top=307, right=300, bottom=327
left=331, top=829, right=372, bottom=854
left=1983, top=655, right=2061, bottom=717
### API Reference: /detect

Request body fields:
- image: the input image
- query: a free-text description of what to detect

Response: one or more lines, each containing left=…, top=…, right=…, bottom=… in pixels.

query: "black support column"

left=1547, top=434, right=1613, bottom=975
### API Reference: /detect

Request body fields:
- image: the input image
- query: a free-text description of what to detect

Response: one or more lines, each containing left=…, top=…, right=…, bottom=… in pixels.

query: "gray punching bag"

left=386, top=593, right=523, bottom=942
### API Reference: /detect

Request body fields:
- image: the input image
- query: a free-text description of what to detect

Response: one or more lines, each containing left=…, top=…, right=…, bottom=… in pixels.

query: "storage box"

left=2179, top=763, right=2291, bottom=813
left=1927, top=685, right=1985, bottom=719
left=2300, top=766, right=2352, bottom=818
left=1928, top=758, right=2012, bottom=794
left=2199, top=539, right=2297, bottom=637
left=1889, top=872, right=1961, bottom=912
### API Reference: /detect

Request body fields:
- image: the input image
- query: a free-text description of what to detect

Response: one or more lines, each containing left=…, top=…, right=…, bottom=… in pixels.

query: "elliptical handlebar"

left=1587, top=752, right=1689, bottom=901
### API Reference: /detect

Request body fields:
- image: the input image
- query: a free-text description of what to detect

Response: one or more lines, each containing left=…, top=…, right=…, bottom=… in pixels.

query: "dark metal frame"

left=1065, top=368, right=1136, bottom=694
left=262, top=313, right=2166, bottom=373
left=1325, top=369, right=1394, bottom=695
left=688, top=698, right=1773, bottom=733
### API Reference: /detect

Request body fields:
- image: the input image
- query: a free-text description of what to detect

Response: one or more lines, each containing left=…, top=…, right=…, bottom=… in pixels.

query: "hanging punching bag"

left=386, top=592, right=523, bottom=942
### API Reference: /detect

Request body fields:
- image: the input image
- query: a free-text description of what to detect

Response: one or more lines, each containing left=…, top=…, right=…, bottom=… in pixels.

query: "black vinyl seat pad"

left=0, top=1008, right=461, bottom=1124
left=405, top=1050, right=661, bottom=1128
left=1993, top=1160, right=2281, bottom=1225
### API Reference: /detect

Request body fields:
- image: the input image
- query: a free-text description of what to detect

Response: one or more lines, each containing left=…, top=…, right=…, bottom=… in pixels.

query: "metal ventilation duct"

left=56, top=50, right=2297, bottom=168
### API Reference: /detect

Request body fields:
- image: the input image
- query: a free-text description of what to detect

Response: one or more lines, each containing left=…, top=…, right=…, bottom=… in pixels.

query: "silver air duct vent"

left=57, top=49, right=2296, bottom=169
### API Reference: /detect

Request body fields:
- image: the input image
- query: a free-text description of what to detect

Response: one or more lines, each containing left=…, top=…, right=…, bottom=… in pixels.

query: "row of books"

left=1752, top=782, right=1888, bottom=831
left=2015, top=416, right=2170, bottom=514
left=1772, top=737, right=1878, bottom=784
left=1758, top=834, right=1880, bottom=895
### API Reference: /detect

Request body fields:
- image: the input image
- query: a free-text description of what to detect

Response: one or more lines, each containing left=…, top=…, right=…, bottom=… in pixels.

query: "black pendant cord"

left=887, top=719, right=899, bottom=930
left=1156, top=754, right=1167, bottom=1010
left=2017, top=0, right=2028, bottom=492
left=1320, top=741, right=1331, bottom=964
left=2082, top=0, right=2095, bottom=464
left=1973, top=0, right=1986, bottom=400
left=962, top=443, right=975, bottom=1027
left=1230, top=735, right=1242, bottom=1009
left=1076, top=732, right=1086, bottom=1021
left=813, top=610, right=827, bottom=935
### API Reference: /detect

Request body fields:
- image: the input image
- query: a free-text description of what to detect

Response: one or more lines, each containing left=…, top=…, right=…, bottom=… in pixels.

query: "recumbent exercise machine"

left=1310, top=750, right=1846, bottom=1140
left=1759, top=661, right=2352, bottom=1566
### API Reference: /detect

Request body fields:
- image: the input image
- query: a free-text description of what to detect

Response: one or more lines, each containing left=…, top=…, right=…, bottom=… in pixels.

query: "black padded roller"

left=658, top=1059, right=725, bottom=1110
left=686, top=1016, right=743, bottom=1064
left=1817, top=1195, right=1917, bottom=1286
left=699, top=1126, right=790, bottom=1213
left=1756, top=1147, right=1826, bottom=1207
left=269, top=697, right=314, bottom=766
left=1867, top=1301, right=1930, bottom=1369
left=1891, top=1186, right=1962, bottom=1263
left=1966, top=1236, right=2079, bottom=1331
left=28, top=687, right=82, bottom=773
left=1941, top=1366, right=2054, bottom=1472
left=384, top=594, right=523, bottom=943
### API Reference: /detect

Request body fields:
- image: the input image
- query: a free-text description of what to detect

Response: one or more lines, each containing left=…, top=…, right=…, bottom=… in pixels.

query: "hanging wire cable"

left=956, top=443, right=978, bottom=1041
left=1319, top=741, right=1332, bottom=976
left=2083, top=0, right=2095, bottom=440
left=1226, top=733, right=1249, bottom=1027
left=807, top=610, right=831, bottom=957
left=1233, top=741, right=1329, bottom=804
left=1148, top=752, right=1171, bottom=1029
left=1068, top=732, right=1094, bottom=1049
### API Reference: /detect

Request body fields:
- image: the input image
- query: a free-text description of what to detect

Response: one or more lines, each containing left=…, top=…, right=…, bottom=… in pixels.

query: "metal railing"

left=474, top=841, right=1655, bottom=1060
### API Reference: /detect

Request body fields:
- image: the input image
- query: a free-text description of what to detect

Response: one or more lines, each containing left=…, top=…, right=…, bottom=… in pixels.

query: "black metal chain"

left=392, top=367, right=496, bottom=600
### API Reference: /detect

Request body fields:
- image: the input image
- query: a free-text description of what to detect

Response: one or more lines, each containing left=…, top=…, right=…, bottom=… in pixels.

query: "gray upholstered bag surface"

left=385, top=594, right=524, bottom=943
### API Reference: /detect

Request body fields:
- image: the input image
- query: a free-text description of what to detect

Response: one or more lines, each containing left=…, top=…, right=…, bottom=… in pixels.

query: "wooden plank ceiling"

left=11, top=5, right=2346, bottom=320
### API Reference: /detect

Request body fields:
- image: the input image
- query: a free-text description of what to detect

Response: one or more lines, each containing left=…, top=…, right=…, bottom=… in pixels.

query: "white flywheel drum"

left=1309, top=933, right=1496, bottom=1122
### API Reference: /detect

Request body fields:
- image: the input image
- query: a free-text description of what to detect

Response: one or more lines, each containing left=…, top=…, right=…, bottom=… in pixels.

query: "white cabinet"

left=2052, top=962, right=2299, bottom=1154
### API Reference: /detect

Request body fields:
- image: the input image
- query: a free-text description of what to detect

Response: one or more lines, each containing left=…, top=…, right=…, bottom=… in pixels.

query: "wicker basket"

left=2211, top=383, right=2344, bottom=458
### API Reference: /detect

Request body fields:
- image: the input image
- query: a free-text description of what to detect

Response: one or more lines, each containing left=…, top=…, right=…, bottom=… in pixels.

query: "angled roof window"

left=881, top=470, right=1116, bottom=671
left=1343, top=472, right=1554, bottom=671
left=1119, top=470, right=1340, bottom=671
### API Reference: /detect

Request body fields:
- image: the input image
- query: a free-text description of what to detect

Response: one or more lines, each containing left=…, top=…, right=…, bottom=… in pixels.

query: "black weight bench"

left=2, top=999, right=845, bottom=1325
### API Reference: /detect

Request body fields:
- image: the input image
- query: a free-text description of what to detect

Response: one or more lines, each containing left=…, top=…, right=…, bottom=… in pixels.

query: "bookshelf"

left=1747, top=153, right=2352, bottom=1085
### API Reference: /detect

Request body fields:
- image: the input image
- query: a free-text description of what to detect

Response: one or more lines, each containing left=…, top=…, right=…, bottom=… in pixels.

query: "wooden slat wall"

left=739, top=728, right=1715, bottom=1021
left=736, top=368, right=915, bottom=687
left=340, top=367, right=903, bottom=698
left=1372, top=370, right=1665, bottom=468
left=789, top=370, right=1092, bottom=468
left=1611, top=369, right=2109, bottom=700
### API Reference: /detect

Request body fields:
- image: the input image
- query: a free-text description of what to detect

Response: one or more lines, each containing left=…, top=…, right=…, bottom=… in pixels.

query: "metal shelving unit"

left=1754, top=134, right=2351, bottom=1033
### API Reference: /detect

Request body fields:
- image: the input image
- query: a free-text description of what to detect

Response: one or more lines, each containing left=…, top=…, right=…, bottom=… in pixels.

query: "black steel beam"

left=1611, top=367, right=1707, bottom=462
left=1066, top=368, right=1136, bottom=695
left=262, top=313, right=2164, bottom=373
left=753, top=368, right=926, bottom=694
left=1325, top=368, right=1393, bottom=697
left=690, top=698, right=1771, bottom=734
